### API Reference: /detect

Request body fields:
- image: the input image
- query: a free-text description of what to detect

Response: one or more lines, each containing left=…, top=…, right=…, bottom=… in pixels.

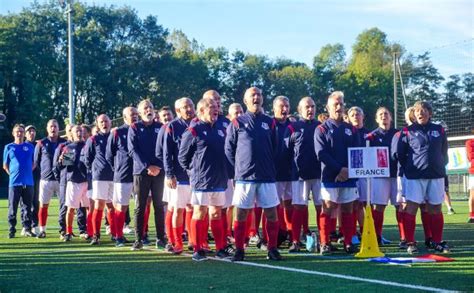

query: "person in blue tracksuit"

left=179, top=98, right=231, bottom=261
left=397, top=101, right=449, bottom=254
left=24, top=125, right=40, bottom=233
left=3, top=124, right=36, bottom=238
left=314, top=91, right=360, bottom=255
left=163, top=97, right=196, bottom=254
left=128, top=99, right=166, bottom=251
left=285, top=97, right=322, bottom=253
left=106, top=106, right=138, bottom=246
left=225, top=87, right=282, bottom=262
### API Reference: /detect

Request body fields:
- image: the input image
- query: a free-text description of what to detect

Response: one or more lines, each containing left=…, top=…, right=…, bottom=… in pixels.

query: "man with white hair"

left=128, top=99, right=166, bottom=251
left=314, top=91, right=360, bottom=255
left=163, top=97, right=196, bottom=254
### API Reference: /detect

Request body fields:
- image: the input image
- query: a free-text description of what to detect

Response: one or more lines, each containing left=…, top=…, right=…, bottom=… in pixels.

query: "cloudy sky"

left=1, top=0, right=473, bottom=78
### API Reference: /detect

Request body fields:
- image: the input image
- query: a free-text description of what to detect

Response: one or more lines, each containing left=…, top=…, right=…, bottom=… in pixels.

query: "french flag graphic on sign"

left=377, top=149, right=388, bottom=168
left=350, top=149, right=363, bottom=168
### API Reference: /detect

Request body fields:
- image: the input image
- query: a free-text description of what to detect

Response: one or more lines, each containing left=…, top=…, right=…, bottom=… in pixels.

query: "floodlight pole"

left=66, top=0, right=75, bottom=124
left=393, top=52, right=398, bottom=129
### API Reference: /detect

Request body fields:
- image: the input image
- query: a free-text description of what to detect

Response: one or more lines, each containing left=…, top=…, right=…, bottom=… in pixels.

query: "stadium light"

left=59, top=0, right=75, bottom=124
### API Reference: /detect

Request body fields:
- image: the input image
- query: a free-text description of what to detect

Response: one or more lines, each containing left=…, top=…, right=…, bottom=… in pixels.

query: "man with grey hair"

left=128, top=99, right=166, bottom=250
left=163, top=97, right=196, bottom=254
left=314, top=91, right=360, bottom=255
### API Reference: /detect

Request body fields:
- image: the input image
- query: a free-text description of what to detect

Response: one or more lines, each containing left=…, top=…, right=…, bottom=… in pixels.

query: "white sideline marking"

left=207, top=257, right=458, bottom=292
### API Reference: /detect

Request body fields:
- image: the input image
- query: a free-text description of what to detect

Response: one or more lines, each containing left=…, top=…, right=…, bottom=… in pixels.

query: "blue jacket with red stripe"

left=34, top=137, right=67, bottom=181
left=225, top=111, right=277, bottom=182
left=128, top=120, right=163, bottom=176
left=106, top=124, right=133, bottom=183
left=82, top=132, right=114, bottom=181
left=397, top=122, right=448, bottom=179
left=285, top=118, right=321, bottom=181
left=155, top=124, right=167, bottom=165
left=367, top=127, right=399, bottom=178
left=274, top=119, right=294, bottom=181
left=163, top=117, right=191, bottom=183
left=179, top=120, right=228, bottom=191
left=314, top=118, right=359, bottom=187
left=53, top=141, right=70, bottom=187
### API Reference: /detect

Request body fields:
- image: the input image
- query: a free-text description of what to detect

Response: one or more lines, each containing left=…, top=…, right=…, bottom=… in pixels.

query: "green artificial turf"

left=0, top=199, right=473, bottom=292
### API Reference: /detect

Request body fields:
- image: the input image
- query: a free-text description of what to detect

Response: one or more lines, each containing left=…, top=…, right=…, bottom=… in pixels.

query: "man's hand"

left=147, top=165, right=161, bottom=177
left=166, top=176, right=177, bottom=189
left=335, top=167, right=349, bottom=182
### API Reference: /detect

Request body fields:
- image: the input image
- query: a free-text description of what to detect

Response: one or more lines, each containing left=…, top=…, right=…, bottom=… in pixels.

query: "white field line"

left=0, top=248, right=459, bottom=292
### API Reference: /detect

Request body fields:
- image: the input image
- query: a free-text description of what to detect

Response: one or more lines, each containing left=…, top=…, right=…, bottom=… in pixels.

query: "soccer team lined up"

left=3, top=87, right=453, bottom=262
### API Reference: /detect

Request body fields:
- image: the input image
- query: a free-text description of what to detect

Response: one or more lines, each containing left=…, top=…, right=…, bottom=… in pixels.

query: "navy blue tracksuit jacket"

left=225, top=111, right=277, bottom=183
left=106, top=124, right=133, bottom=183
left=128, top=120, right=164, bottom=176
left=34, top=137, right=67, bottom=181
left=178, top=120, right=228, bottom=192
left=82, top=132, right=113, bottom=181
left=163, top=118, right=191, bottom=183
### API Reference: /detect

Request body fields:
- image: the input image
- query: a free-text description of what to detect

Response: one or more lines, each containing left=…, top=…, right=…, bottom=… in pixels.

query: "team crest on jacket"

left=301, top=128, right=305, bottom=133
left=123, top=135, right=126, bottom=139
left=244, top=123, right=249, bottom=128
left=217, top=130, right=224, bottom=137
left=203, top=131, right=207, bottom=136
left=430, top=130, right=440, bottom=138
left=223, top=122, right=228, bottom=128
left=345, top=128, right=352, bottom=136
left=261, top=122, right=269, bottom=130
left=23, top=146, right=29, bottom=151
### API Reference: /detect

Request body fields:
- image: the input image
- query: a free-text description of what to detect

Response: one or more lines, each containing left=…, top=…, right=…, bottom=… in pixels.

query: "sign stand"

left=354, top=141, right=385, bottom=258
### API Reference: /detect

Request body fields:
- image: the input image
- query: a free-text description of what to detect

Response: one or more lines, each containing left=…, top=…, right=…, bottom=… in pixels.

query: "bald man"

left=225, top=87, right=282, bottom=261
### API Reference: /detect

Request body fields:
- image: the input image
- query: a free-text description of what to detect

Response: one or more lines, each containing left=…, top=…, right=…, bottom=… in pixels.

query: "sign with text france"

left=348, top=147, right=390, bottom=178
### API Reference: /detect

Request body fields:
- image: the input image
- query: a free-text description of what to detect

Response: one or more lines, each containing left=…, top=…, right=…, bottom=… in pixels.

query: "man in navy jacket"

left=163, top=97, right=196, bottom=254
left=128, top=99, right=166, bottom=251
left=225, top=87, right=282, bottom=262
left=285, top=97, right=321, bottom=252
left=179, top=98, right=231, bottom=261
left=106, top=106, right=138, bottom=246
left=83, top=114, right=114, bottom=245
left=397, top=101, right=449, bottom=254
left=314, top=91, right=360, bottom=255
left=34, top=119, right=66, bottom=238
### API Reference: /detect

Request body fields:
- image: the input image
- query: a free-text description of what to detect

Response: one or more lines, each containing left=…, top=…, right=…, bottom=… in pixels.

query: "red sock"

left=302, top=206, right=309, bottom=234
left=201, top=214, right=209, bottom=248
left=173, top=225, right=184, bottom=250
left=93, top=209, right=103, bottom=236
left=396, top=210, right=405, bottom=240
left=245, top=209, right=254, bottom=237
left=342, top=212, right=354, bottom=246
left=185, top=210, right=193, bottom=243
left=277, top=205, right=286, bottom=231
left=211, top=218, right=225, bottom=250
left=191, top=219, right=201, bottom=252
left=315, top=206, right=322, bottom=232
left=470, top=212, right=474, bottom=218
left=266, top=220, right=279, bottom=250
left=233, top=220, right=246, bottom=250
left=372, top=209, right=384, bottom=237
left=115, top=210, right=125, bottom=239
left=284, top=205, right=293, bottom=231
left=107, top=208, right=116, bottom=238
left=291, top=208, right=303, bottom=243
left=38, top=206, right=48, bottom=227
left=430, top=213, right=444, bottom=243
left=87, top=210, right=93, bottom=237
left=404, top=213, right=416, bottom=243
left=165, top=210, right=174, bottom=245
left=262, top=214, right=268, bottom=242
left=421, top=211, right=432, bottom=240
left=143, top=204, right=151, bottom=236
left=320, top=212, right=330, bottom=244
left=352, top=209, right=358, bottom=236
left=67, top=225, right=73, bottom=234
left=254, top=207, right=263, bottom=233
